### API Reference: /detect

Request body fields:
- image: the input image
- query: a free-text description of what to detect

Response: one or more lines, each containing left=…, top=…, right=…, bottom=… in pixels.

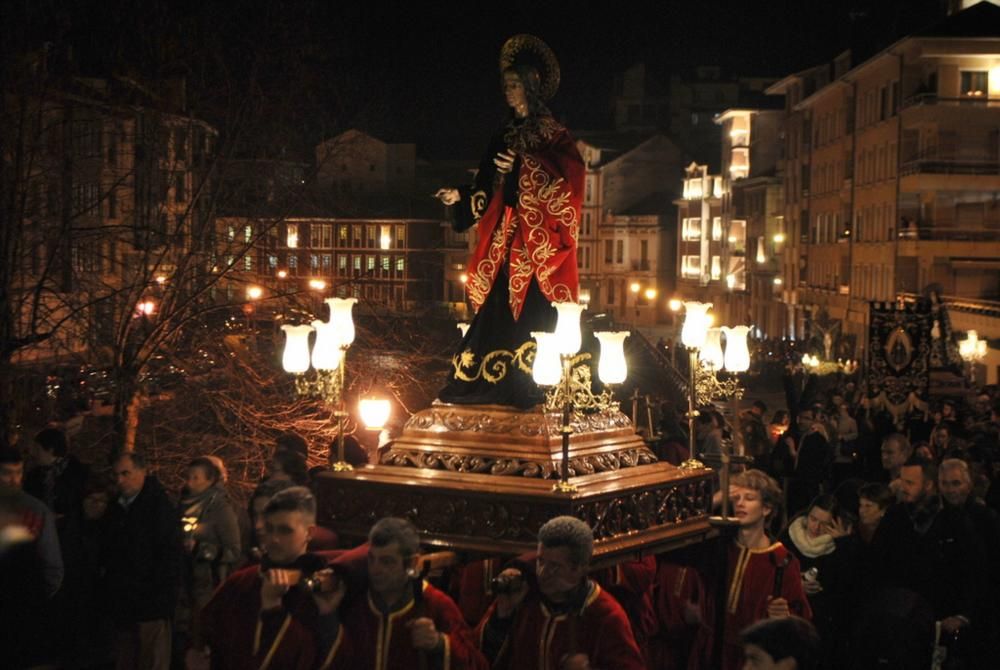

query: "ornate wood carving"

left=378, top=446, right=657, bottom=479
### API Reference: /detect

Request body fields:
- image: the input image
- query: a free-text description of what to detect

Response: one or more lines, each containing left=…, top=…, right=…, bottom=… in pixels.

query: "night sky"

left=6, top=0, right=951, bottom=158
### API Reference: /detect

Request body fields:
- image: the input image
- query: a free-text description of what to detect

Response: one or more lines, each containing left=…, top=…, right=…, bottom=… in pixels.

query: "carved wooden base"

left=315, top=403, right=715, bottom=564
left=380, top=401, right=658, bottom=479
left=315, top=463, right=713, bottom=563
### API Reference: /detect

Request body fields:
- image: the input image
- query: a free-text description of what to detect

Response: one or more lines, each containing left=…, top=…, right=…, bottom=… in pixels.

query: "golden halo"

left=499, top=34, right=560, bottom=101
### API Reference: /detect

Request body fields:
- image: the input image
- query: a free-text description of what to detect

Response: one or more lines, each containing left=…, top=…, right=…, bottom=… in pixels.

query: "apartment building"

left=575, top=133, right=683, bottom=325
left=4, top=55, right=217, bottom=363
left=674, top=108, right=784, bottom=335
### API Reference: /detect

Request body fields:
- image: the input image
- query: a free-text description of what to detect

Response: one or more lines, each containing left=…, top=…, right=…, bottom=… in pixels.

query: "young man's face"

left=0, top=461, right=23, bottom=489
left=898, top=464, right=932, bottom=504
left=263, top=509, right=313, bottom=564
left=732, top=485, right=771, bottom=529
left=367, top=541, right=415, bottom=599
left=536, top=544, right=588, bottom=603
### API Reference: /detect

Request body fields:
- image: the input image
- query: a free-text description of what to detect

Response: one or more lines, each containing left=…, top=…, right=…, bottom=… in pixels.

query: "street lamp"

left=959, top=330, right=988, bottom=384
left=359, top=397, right=391, bottom=430
left=246, top=286, right=263, bottom=301
left=281, top=297, right=358, bottom=471
left=532, top=301, right=585, bottom=493
left=533, top=305, right=630, bottom=494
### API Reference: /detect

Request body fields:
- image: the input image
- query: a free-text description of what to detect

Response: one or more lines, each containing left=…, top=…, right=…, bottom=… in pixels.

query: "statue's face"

left=503, top=71, right=528, bottom=114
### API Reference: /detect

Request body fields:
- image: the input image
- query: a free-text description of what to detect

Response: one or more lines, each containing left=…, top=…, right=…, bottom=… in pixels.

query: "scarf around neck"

left=788, top=516, right=836, bottom=558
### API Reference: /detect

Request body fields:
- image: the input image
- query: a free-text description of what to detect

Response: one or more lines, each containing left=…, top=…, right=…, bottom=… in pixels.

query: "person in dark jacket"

left=23, top=427, right=89, bottom=530
left=779, top=494, right=858, bottom=669
left=105, top=451, right=182, bottom=670
left=863, top=455, right=985, bottom=668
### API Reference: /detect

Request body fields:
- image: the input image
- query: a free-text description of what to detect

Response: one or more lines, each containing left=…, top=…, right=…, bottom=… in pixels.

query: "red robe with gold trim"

left=319, top=581, right=488, bottom=670
left=691, top=541, right=812, bottom=670
left=200, top=565, right=317, bottom=670
left=458, top=116, right=583, bottom=321
left=476, top=583, right=646, bottom=670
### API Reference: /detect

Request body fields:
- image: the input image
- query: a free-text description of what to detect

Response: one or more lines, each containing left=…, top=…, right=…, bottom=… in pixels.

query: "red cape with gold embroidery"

left=464, top=118, right=583, bottom=321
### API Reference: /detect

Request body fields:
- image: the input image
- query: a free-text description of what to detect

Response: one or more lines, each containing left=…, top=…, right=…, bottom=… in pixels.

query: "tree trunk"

left=112, top=373, right=140, bottom=455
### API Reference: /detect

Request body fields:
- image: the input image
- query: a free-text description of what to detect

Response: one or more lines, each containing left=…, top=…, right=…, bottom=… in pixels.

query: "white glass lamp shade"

left=281, top=324, right=315, bottom=373
left=531, top=331, right=562, bottom=387
left=595, top=331, right=629, bottom=384
left=457, top=322, right=470, bottom=337
left=722, top=325, right=752, bottom=372
left=681, top=302, right=712, bottom=349
left=552, top=302, right=585, bottom=356
left=699, top=328, right=725, bottom=370
left=310, top=320, right=342, bottom=371
left=325, top=297, right=357, bottom=347
left=359, top=397, right=391, bottom=430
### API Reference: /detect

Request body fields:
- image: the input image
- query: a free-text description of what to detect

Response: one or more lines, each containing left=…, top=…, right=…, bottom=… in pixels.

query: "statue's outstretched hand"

left=435, top=188, right=461, bottom=205
left=493, top=150, right=516, bottom=174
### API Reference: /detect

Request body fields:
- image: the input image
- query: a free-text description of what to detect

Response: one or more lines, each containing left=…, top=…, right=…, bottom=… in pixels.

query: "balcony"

left=900, top=158, right=1000, bottom=177
left=902, top=93, right=1000, bottom=110
left=897, top=227, right=1000, bottom=242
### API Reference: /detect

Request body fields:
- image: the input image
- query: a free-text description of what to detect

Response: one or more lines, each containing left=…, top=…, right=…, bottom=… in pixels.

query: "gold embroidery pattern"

left=516, top=155, right=578, bottom=306
left=503, top=116, right=562, bottom=155
left=468, top=208, right=515, bottom=312
left=452, top=341, right=536, bottom=383
left=470, top=190, right=487, bottom=223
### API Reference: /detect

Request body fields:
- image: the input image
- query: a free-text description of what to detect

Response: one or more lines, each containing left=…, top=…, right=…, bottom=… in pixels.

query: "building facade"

left=575, top=133, right=683, bottom=326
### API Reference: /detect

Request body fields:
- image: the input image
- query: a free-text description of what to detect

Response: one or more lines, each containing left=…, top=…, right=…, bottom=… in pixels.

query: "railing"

left=897, top=227, right=1000, bottom=242
left=903, top=93, right=1000, bottom=109
left=899, top=158, right=1000, bottom=176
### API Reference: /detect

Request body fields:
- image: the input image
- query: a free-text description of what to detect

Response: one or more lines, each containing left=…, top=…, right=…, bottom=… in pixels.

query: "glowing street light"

left=668, top=298, right=682, bottom=312
left=277, top=270, right=288, bottom=279
left=308, top=278, right=327, bottom=291
left=246, top=286, right=263, bottom=301
left=136, top=300, right=157, bottom=317
left=360, top=397, right=391, bottom=430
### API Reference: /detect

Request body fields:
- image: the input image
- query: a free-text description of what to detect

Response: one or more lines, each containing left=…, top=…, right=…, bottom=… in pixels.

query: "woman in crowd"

left=780, top=494, right=858, bottom=669
left=855, top=482, right=892, bottom=545
left=175, top=456, right=241, bottom=657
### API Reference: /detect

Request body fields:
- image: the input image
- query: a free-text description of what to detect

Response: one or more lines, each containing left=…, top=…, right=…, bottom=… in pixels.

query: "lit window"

left=396, top=257, right=405, bottom=272
left=711, top=217, right=722, bottom=242
left=682, top=255, right=701, bottom=278
left=682, top=218, right=702, bottom=241
left=287, top=223, right=298, bottom=248
left=711, top=256, right=721, bottom=280
left=961, top=71, right=988, bottom=97
left=243, top=256, right=252, bottom=271
left=244, top=225, right=252, bottom=244
left=367, top=255, right=375, bottom=271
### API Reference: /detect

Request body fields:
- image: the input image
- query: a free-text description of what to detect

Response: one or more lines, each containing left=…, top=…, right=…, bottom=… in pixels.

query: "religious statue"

left=434, top=35, right=584, bottom=408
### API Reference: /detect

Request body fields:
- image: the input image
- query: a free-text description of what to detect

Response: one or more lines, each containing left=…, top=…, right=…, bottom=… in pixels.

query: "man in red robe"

left=196, top=486, right=324, bottom=670
left=476, top=516, right=646, bottom=670
left=313, top=517, right=487, bottom=670
left=690, top=470, right=812, bottom=670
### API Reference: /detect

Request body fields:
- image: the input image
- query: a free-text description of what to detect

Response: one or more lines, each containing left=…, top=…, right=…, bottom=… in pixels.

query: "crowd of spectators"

left=3, top=369, right=998, bottom=669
